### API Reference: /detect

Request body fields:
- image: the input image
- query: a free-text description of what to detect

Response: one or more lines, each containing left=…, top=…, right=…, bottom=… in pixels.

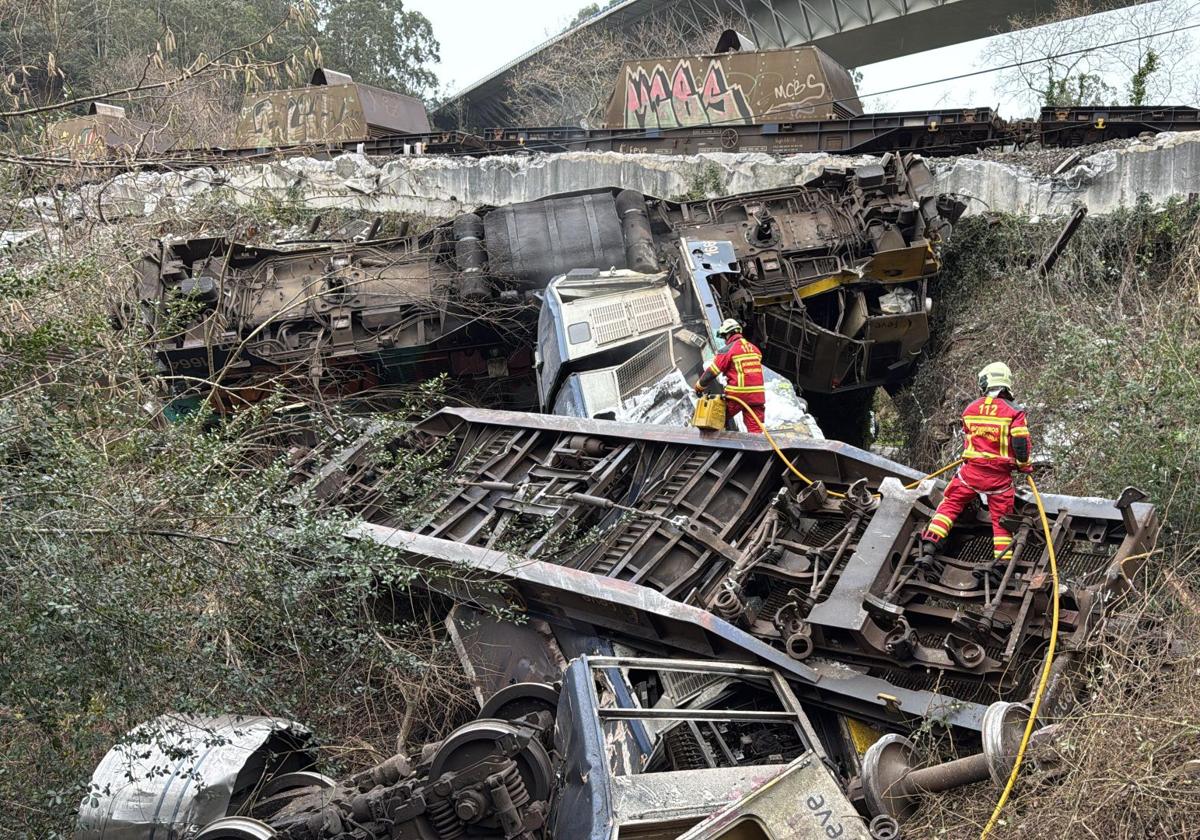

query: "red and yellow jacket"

left=699, top=333, right=765, bottom=404
left=958, top=393, right=1032, bottom=486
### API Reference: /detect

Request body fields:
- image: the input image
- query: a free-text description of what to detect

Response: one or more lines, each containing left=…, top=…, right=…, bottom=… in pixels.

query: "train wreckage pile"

left=137, top=153, right=956, bottom=426
left=77, top=150, right=1158, bottom=840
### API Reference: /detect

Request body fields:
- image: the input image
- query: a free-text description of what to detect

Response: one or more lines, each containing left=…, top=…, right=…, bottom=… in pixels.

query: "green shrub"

left=0, top=203, right=468, bottom=839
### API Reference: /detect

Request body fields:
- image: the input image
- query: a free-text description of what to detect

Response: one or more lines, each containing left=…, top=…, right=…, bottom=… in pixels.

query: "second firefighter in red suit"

left=921, top=362, right=1033, bottom=567
left=694, top=318, right=766, bottom=433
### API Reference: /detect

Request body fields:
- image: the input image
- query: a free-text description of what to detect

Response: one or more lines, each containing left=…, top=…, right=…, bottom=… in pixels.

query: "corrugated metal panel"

left=75, top=714, right=315, bottom=840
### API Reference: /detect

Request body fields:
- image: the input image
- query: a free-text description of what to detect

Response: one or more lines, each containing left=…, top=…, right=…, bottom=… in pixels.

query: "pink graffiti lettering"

left=624, top=59, right=753, bottom=130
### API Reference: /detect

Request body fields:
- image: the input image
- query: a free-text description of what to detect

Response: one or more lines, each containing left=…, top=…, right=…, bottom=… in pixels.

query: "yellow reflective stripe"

left=707, top=361, right=722, bottom=375
left=964, top=416, right=1012, bottom=459
left=725, top=385, right=765, bottom=393
left=927, top=522, right=949, bottom=538
left=994, top=537, right=1013, bottom=546
left=1011, top=426, right=1030, bottom=436
left=963, top=445, right=1011, bottom=459
left=932, top=513, right=954, bottom=527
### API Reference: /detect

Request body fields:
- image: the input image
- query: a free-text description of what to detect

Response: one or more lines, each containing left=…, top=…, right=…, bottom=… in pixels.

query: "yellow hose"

left=715, top=394, right=1059, bottom=836
left=979, top=474, right=1060, bottom=838
left=720, top=393, right=963, bottom=497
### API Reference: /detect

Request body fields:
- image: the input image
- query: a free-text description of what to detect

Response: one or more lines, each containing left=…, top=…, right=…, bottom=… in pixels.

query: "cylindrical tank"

left=483, top=193, right=627, bottom=289
left=615, top=190, right=659, bottom=273
left=452, top=213, right=489, bottom=300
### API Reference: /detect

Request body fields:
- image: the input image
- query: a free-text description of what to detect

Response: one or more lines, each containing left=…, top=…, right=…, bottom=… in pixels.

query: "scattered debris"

left=62, top=46, right=1169, bottom=837
left=78, top=658, right=876, bottom=839
left=77, top=405, right=1156, bottom=838
left=1039, top=206, right=1089, bottom=276
left=1051, top=151, right=1083, bottom=177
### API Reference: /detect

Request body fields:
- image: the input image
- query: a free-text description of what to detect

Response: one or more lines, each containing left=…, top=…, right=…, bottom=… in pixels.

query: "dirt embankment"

left=880, top=201, right=1200, bottom=838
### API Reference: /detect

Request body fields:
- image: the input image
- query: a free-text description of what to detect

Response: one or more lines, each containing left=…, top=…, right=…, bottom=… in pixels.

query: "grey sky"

left=405, top=0, right=1198, bottom=119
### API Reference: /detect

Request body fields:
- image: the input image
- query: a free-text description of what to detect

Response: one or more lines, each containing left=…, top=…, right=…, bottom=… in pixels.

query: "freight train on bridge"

left=50, top=40, right=1200, bottom=167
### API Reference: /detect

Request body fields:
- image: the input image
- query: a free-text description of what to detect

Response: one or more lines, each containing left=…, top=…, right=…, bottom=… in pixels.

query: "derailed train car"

left=303, top=409, right=1156, bottom=715
left=137, top=153, right=962, bottom=422
left=76, top=408, right=1157, bottom=838
left=78, top=657, right=876, bottom=840
left=309, top=409, right=1155, bottom=827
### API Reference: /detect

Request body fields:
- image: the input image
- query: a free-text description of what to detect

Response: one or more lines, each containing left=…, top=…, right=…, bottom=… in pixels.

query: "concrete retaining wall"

left=21, top=131, right=1200, bottom=225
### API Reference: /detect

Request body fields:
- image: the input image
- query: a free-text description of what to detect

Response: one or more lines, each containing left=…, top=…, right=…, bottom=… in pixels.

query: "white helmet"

left=717, top=318, right=742, bottom=338
left=978, top=362, right=1014, bottom=394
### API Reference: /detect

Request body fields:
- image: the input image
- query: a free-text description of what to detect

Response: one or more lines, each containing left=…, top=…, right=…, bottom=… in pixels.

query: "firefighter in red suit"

left=920, top=362, right=1033, bottom=566
left=694, top=318, right=767, bottom=433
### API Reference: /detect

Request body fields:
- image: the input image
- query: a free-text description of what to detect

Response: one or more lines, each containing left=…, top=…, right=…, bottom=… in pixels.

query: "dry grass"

left=887, top=202, right=1200, bottom=837
left=0, top=175, right=482, bottom=836
left=905, top=559, right=1200, bottom=838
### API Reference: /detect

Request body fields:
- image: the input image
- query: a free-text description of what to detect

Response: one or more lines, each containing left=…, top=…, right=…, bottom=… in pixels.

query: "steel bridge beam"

left=436, top=0, right=1130, bottom=129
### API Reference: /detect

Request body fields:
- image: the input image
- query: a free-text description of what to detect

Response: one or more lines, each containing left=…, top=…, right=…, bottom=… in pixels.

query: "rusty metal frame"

left=348, top=521, right=989, bottom=731
left=307, top=404, right=1158, bottom=708
left=584, top=654, right=830, bottom=761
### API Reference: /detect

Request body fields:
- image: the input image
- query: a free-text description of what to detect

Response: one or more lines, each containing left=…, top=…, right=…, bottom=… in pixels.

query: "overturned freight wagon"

left=301, top=408, right=1156, bottom=718
left=75, top=407, right=1157, bottom=838
left=322, top=409, right=1155, bottom=821
left=137, top=154, right=962, bottom=426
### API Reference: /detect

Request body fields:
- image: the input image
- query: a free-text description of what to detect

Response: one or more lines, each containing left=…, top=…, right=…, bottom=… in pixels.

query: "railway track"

left=124, top=105, right=1200, bottom=171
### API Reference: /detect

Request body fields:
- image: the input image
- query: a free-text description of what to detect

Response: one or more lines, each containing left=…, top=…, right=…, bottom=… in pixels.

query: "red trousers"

left=728, top=399, right=766, bottom=433
left=923, top=464, right=1015, bottom=561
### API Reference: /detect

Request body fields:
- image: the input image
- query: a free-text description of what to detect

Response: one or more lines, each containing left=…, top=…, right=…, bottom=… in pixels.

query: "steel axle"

left=861, top=701, right=1030, bottom=821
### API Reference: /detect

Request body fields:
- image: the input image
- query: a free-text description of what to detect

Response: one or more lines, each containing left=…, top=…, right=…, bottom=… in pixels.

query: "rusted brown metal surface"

left=1039, top=205, right=1088, bottom=276
left=233, top=68, right=431, bottom=148
left=45, top=101, right=177, bottom=158
left=132, top=102, right=1200, bottom=164
left=263, top=405, right=1156, bottom=836
left=604, top=44, right=862, bottom=130
left=309, top=407, right=1156, bottom=714
left=76, top=401, right=1156, bottom=838
left=1035, top=105, right=1200, bottom=147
